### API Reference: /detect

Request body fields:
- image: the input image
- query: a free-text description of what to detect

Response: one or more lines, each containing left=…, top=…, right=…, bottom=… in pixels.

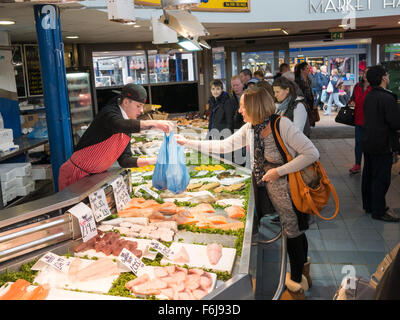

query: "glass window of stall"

left=147, top=49, right=196, bottom=84
left=241, top=51, right=274, bottom=80
left=93, top=50, right=148, bottom=87
left=212, top=47, right=226, bottom=88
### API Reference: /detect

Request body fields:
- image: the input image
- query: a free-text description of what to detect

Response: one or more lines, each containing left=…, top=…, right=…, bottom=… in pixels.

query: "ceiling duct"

left=161, top=0, right=201, bottom=11
left=161, top=10, right=208, bottom=40
left=107, top=0, right=135, bottom=23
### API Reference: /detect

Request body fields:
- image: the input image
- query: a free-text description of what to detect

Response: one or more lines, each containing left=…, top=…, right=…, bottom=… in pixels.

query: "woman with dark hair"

left=175, top=87, right=320, bottom=299
left=273, top=77, right=310, bottom=137
left=294, top=62, right=315, bottom=127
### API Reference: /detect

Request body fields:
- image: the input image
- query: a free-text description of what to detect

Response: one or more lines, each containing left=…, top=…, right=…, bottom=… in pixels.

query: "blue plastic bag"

left=152, top=132, right=190, bottom=194
left=27, top=119, right=48, bottom=139
left=320, top=89, right=328, bottom=104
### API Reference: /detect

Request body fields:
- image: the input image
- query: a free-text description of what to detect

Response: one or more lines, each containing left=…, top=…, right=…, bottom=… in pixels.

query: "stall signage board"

left=89, top=188, right=112, bottom=222
left=31, top=252, right=72, bottom=273
left=68, top=202, right=98, bottom=242
left=117, top=248, right=145, bottom=276
left=134, top=0, right=250, bottom=11
left=150, top=240, right=175, bottom=259
left=111, top=175, right=131, bottom=212
left=23, top=44, right=43, bottom=97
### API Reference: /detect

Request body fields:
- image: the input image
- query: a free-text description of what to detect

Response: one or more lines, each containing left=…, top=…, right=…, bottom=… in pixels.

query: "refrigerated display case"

left=66, top=69, right=95, bottom=147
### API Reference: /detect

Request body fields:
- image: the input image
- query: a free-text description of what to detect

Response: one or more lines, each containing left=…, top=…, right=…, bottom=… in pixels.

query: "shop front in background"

left=93, top=49, right=198, bottom=114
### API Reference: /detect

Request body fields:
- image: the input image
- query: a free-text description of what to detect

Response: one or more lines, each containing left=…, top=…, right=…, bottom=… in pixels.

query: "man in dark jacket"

left=362, top=65, right=400, bottom=222
left=207, top=79, right=234, bottom=140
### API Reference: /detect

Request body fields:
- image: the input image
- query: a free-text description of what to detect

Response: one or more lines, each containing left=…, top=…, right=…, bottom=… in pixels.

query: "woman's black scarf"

left=253, top=117, right=270, bottom=186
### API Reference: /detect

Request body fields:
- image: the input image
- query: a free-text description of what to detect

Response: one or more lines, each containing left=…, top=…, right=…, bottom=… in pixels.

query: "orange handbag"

left=272, top=116, right=339, bottom=221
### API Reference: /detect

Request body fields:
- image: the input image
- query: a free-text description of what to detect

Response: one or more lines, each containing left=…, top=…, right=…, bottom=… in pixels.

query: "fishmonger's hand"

left=141, top=120, right=175, bottom=133
left=174, top=134, right=188, bottom=146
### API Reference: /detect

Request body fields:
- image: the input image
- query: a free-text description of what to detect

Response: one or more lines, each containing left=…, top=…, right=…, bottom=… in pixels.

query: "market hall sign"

left=309, top=0, right=400, bottom=13
left=135, top=0, right=250, bottom=12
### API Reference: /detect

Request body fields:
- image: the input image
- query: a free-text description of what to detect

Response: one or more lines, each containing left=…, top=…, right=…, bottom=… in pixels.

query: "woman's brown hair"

left=243, top=87, right=275, bottom=125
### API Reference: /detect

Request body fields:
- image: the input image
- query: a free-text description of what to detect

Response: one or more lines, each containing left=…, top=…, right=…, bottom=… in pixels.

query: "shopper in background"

left=207, top=79, right=234, bottom=140
left=274, top=63, right=290, bottom=80
left=239, top=68, right=252, bottom=90
left=295, top=62, right=316, bottom=127
left=247, top=77, right=260, bottom=89
left=273, top=76, right=310, bottom=136
left=362, top=65, right=400, bottom=222
left=317, top=65, right=330, bottom=110
left=230, top=75, right=245, bottom=130
left=348, top=67, right=371, bottom=175
left=254, top=70, right=264, bottom=81
left=256, top=77, right=275, bottom=98
left=310, top=66, right=320, bottom=107
left=175, top=87, right=319, bottom=300
left=324, top=68, right=345, bottom=116
left=58, top=84, right=174, bottom=191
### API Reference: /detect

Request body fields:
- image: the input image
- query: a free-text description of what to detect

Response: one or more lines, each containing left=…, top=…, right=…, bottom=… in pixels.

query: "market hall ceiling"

left=0, top=2, right=399, bottom=43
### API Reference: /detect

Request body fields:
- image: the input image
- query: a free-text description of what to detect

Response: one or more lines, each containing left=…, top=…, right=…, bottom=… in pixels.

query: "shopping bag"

left=320, top=90, right=328, bottom=103
left=335, top=105, right=355, bottom=126
left=152, top=133, right=190, bottom=194
left=166, top=132, right=190, bottom=194
left=152, top=134, right=169, bottom=191
left=326, top=81, right=334, bottom=94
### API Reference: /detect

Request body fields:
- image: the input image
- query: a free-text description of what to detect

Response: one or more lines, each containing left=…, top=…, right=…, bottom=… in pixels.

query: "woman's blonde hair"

left=243, top=87, right=275, bottom=125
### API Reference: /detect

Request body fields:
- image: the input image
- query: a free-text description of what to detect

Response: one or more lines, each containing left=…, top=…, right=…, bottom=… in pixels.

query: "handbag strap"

left=272, top=116, right=340, bottom=221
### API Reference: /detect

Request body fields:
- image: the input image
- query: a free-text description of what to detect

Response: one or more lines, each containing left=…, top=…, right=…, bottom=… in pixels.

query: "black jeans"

left=362, top=153, right=393, bottom=217
left=287, top=233, right=308, bottom=283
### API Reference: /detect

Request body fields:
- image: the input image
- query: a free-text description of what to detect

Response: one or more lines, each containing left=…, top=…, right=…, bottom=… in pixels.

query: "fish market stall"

left=0, top=131, right=257, bottom=300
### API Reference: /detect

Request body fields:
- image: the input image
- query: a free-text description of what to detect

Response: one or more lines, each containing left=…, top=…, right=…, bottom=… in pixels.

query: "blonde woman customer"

left=175, top=87, right=320, bottom=300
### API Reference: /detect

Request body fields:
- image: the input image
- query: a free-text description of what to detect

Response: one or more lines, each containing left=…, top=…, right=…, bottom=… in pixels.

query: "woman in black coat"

left=207, top=79, right=234, bottom=140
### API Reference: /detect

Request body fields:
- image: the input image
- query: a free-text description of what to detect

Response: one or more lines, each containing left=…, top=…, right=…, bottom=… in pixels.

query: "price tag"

left=111, top=175, right=131, bottom=212
left=142, top=171, right=154, bottom=177
left=150, top=239, right=175, bottom=259
left=31, top=252, right=72, bottom=273
left=68, top=202, right=98, bottom=242
left=214, top=170, right=225, bottom=174
left=131, top=176, right=144, bottom=184
left=195, top=170, right=209, bottom=177
left=117, top=248, right=145, bottom=276
left=134, top=185, right=160, bottom=199
left=89, top=188, right=112, bottom=222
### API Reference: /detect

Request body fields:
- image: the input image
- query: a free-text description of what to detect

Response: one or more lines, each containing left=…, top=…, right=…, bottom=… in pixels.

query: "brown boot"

left=303, top=257, right=312, bottom=288
left=280, top=273, right=308, bottom=300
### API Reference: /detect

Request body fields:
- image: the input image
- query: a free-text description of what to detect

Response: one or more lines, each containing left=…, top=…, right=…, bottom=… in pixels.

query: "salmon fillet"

left=225, top=206, right=246, bottom=219
left=189, top=203, right=215, bottom=215
left=0, top=279, right=30, bottom=300
left=21, top=284, right=50, bottom=300
left=206, top=243, right=223, bottom=265
left=212, top=221, right=244, bottom=231
left=207, top=215, right=228, bottom=225
left=118, top=207, right=156, bottom=218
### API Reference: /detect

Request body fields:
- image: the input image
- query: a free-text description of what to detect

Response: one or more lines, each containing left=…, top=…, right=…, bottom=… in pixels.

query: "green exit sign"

left=331, top=32, right=344, bottom=40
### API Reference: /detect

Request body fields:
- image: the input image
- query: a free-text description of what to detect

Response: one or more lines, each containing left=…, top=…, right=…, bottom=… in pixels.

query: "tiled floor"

left=255, top=112, right=400, bottom=300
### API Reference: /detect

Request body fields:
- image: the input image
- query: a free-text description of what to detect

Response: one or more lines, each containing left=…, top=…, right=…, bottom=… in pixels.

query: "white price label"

left=141, top=171, right=154, bottom=177
left=111, top=175, right=131, bottom=212
left=117, top=248, right=145, bottom=276
left=68, top=202, right=98, bottom=242
left=32, top=252, right=72, bottom=273
left=135, top=185, right=160, bottom=199
left=150, top=240, right=175, bottom=259
left=89, top=188, right=112, bottom=222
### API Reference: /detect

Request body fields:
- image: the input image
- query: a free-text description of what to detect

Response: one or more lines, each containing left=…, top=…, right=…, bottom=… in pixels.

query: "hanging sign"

left=111, top=175, right=131, bottom=212
left=68, top=202, right=98, bottom=242
left=135, top=0, right=250, bottom=12
left=89, top=188, right=112, bottom=222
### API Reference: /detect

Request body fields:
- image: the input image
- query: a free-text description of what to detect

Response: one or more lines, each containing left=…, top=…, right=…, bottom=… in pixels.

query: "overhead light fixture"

left=338, top=24, right=348, bottom=28
left=152, top=16, right=178, bottom=45
left=124, top=21, right=136, bottom=25
left=398, top=21, right=400, bottom=24
left=133, top=25, right=141, bottom=28
left=198, top=39, right=211, bottom=50
left=281, top=29, right=289, bottom=35
left=66, top=35, right=79, bottom=39
left=0, top=20, right=15, bottom=26
left=107, top=0, right=135, bottom=24
left=177, top=38, right=201, bottom=51
left=162, top=0, right=201, bottom=10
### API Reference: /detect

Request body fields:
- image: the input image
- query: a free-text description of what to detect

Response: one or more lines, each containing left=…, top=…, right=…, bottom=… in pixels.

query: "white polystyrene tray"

left=160, top=243, right=236, bottom=274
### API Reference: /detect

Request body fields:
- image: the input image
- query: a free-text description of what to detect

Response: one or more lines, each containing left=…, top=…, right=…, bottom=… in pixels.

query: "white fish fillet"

left=206, top=243, right=222, bottom=265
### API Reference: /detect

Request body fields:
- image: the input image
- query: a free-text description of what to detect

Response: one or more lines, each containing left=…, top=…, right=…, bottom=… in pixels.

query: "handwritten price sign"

left=111, top=175, right=131, bottom=212
left=68, top=202, right=98, bottom=242
left=89, top=188, right=112, bottom=222
left=31, top=252, right=72, bottom=273
left=117, top=248, right=145, bottom=276
left=150, top=240, right=175, bottom=259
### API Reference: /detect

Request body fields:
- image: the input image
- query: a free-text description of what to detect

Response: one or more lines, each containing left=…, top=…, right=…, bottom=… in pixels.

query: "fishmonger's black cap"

left=121, top=83, right=147, bottom=103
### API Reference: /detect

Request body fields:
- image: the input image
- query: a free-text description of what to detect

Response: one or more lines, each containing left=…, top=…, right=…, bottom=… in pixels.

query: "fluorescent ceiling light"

left=66, top=35, right=79, bottom=39
left=281, top=29, right=289, bottom=35
left=162, top=0, right=201, bottom=10
left=133, top=25, right=141, bottom=28
left=0, top=20, right=15, bottom=25
left=124, top=21, right=136, bottom=25
left=178, top=38, right=201, bottom=51
left=198, top=39, right=211, bottom=50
